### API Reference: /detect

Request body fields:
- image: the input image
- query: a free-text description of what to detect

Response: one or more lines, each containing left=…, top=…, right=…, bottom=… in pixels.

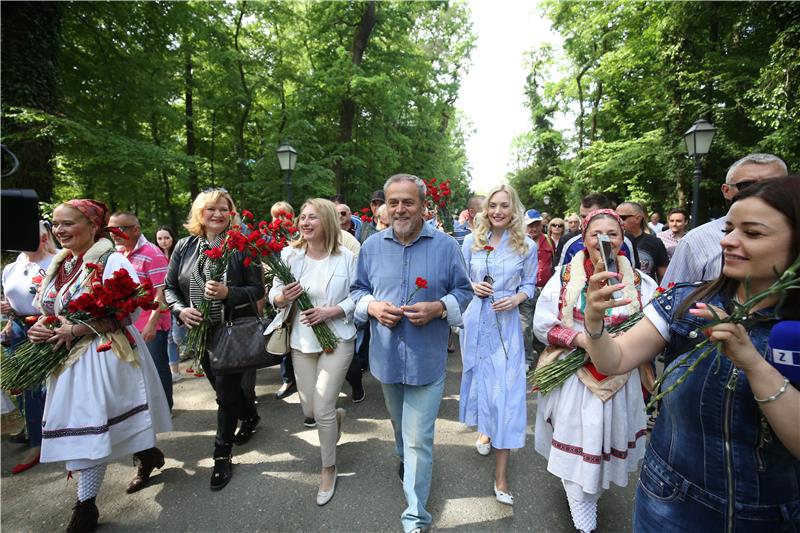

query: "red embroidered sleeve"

left=547, top=325, right=579, bottom=347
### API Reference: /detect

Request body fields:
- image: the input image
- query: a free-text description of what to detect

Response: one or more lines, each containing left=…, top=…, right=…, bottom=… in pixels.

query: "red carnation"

left=415, top=277, right=428, bottom=289
left=241, top=210, right=254, bottom=220
left=484, top=246, right=494, bottom=252
left=97, top=339, right=113, bottom=352
left=204, top=247, right=224, bottom=260
left=243, top=256, right=252, bottom=267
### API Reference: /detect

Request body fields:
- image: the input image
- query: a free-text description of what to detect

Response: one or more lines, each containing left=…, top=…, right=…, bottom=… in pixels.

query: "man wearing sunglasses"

left=108, top=212, right=173, bottom=411
left=661, top=153, right=788, bottom=285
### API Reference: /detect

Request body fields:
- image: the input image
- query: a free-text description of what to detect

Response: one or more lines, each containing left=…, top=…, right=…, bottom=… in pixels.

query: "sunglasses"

left=618, top=214, right=637, bottom=221
left=730, top=180, right=757, bottom=190
left=338, top=211, right=349, bottom=216
left=202, top=187, right=229, bottom=193
left=550, top=223, right=564, bottom=228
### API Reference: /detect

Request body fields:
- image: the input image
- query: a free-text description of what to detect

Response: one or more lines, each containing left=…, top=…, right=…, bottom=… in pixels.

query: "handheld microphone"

left=766, top=320, right=800, bottom=382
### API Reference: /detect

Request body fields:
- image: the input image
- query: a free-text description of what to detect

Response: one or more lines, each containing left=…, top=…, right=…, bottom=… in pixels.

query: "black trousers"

left=200, top=350, right=258, bottom=456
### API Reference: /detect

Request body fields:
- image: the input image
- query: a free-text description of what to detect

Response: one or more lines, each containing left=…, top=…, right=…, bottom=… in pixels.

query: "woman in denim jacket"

left=582, top=177, right=800, bottom=532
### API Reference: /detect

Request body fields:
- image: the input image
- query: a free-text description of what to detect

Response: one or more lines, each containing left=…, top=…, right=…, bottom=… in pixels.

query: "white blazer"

left=265, top=245, right=357, bottom=341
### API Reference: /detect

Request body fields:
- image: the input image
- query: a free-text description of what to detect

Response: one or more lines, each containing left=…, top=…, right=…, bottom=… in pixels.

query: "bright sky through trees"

left=457, top=0, right=559, bottom=194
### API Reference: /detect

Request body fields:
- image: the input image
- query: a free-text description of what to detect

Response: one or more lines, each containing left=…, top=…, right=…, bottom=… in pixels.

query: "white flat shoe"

left=494, top=483, right=513, bottom=506
left=336, top=408, right=346, bottom=444
left=476, top=438, right=491, bottom=456
left=316, top=466, right=338, bottom=506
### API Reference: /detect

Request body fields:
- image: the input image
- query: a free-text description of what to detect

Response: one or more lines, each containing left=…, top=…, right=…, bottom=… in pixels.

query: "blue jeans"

left=145, top=330, right=173, bottom=410
left=280, top=354, right=295, bottom=384
left=634, top=448, right=800, bottom=532
left=381, top=374, right=446, bottom=533
left=167, top=317, right=187, bottom=365
left=8, top=320, right=46, bottom=446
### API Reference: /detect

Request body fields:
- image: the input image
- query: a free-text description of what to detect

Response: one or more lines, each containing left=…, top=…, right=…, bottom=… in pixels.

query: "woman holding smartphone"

left=532, top=209, right=658, bottom=533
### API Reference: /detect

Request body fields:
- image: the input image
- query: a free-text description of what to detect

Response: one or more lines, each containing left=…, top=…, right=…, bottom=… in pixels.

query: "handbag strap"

left=222, top=288, right=262, bottom=325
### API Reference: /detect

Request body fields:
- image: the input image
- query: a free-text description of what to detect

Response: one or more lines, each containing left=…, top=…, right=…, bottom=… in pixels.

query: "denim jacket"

left=645, top=283, right=800, bottom=527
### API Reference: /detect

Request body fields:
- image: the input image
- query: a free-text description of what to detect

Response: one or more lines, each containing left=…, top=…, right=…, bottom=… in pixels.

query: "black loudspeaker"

left=1, top=189, right=40, bottom=252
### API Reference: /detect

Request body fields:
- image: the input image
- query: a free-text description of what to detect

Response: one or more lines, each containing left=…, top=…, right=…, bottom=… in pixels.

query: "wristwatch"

left=439, top=301, right=448, bottom=320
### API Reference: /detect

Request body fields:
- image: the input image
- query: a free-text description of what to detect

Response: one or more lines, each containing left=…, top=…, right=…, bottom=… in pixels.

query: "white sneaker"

left=171, top=372, right=183, bottom=383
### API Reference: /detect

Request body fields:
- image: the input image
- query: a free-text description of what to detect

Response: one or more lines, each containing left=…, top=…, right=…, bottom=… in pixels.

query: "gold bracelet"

left=753, top=377, right=790, bottom=403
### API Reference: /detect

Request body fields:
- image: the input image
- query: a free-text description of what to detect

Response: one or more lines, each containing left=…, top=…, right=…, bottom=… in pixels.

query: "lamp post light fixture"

left=683, top=118, right=716, bottom=228
left=276, top=143, right=298, bottom=205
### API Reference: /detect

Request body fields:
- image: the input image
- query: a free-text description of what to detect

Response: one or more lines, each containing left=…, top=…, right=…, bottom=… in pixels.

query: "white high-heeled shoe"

left=494, top=483, right=514, bottom=506
left=316, top=466, right=338, bottom=506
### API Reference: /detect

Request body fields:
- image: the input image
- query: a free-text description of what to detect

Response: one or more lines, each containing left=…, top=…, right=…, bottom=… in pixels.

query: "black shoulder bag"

left=209, top=293, right=282, bottom=374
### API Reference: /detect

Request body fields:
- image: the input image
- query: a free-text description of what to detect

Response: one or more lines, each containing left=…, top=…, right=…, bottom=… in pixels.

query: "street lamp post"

left=276, top=143, right=298, bottom=205
left=683, top=118, right=716, bottom=228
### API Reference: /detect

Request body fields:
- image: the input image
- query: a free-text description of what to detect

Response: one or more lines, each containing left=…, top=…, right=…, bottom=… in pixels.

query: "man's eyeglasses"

left=618, top=214, right=637, bottom=221
left=729, top=180, right=757, bottom=190
left=202, top=187, right=229, bottom=194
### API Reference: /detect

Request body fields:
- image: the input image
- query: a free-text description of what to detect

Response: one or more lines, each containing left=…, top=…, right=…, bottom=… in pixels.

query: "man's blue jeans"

left=381, top=374, right=446, bottom=533
left=145, top=330, right=173, bottom=410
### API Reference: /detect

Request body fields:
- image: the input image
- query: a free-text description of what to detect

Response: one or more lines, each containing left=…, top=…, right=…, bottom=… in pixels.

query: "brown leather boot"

left=65, top=498, right=99, bottom=533
left=126, top=447, right=165, bottom=494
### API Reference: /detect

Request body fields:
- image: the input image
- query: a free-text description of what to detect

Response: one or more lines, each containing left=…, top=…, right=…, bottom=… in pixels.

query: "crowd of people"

left=1, top=153, right=798, bottom=533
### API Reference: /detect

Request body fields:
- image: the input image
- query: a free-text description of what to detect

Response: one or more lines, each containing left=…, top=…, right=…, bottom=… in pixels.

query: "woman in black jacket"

left=164, top=188, right=264, bottom=491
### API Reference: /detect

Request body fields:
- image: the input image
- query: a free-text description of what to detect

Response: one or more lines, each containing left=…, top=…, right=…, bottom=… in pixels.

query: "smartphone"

left=598, top=234, right=622, bottom=299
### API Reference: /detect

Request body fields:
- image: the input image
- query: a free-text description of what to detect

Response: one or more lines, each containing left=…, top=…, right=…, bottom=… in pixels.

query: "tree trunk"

left=151, top=116, right=179, bottom=232
left=333, top=1, right=377, bottom=195
left=0, top=2, right=62, bottom=201
left=184, top=41, right=199, bottom=199
left=234, top=2, right=252, bottom=202
left=575, top=63, right=590, bottom=152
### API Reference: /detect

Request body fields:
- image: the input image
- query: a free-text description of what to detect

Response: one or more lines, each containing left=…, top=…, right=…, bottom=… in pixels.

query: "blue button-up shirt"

left=350, top=222, right=473, bottom=386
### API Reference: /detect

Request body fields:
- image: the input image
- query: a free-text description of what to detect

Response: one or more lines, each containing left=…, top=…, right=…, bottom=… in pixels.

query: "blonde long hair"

left=471, top=184, right=529, bottom=255
left=184, top=189, right=241, bottom=237
left=291, top=198, right=341, bottom=255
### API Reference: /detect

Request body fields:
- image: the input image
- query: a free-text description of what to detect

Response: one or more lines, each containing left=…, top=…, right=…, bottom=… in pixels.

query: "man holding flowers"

left=351, top=174, right=472, bottom=533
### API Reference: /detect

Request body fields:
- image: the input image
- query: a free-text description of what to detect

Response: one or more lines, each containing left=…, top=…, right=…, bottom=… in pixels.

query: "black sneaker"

left=304, top=417, right=317, bottom=428
left=352, top=383, right=366, bottom=403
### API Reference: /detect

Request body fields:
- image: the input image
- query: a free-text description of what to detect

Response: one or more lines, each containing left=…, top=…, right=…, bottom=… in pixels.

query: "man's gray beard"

left=392, top=218, right=419, bottom=239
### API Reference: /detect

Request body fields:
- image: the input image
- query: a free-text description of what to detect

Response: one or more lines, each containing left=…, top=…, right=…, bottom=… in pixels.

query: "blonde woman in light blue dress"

left=459, top=183, right=537, bottom=506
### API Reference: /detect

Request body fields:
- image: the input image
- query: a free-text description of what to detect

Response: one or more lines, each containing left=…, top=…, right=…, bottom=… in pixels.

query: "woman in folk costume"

left=27, top=200, right=172, bottom=533
left=459, top=183, right=538, bottom=506
left=532, top=209, right=657, bottom=533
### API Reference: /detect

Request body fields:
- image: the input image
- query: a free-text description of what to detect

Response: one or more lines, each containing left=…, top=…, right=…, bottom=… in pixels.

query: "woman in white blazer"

left=267, top=198, right=357, bottom=506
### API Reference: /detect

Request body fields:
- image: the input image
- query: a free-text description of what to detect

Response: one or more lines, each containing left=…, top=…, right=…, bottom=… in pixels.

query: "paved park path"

left=1, top=349, right=637, bottom=532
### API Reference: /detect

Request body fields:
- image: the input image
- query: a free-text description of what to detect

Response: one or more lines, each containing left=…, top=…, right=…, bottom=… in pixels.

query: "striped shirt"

left=122, top=235, right=171, bottom=332
left=660, top=217, right=725, bottom=286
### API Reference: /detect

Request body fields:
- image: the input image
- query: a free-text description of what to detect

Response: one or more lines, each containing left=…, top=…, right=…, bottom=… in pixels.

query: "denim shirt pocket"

left=665, top=313, right=708, bottom=368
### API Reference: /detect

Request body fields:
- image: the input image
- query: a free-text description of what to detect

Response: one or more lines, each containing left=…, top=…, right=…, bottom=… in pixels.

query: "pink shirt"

left=121, top=235, right=171, bottom=332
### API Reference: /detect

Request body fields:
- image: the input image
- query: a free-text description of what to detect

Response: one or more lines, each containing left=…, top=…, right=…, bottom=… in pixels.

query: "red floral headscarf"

left=65, top=199, right=111, bottom=240
left=581, top=208, right=624, bottom=241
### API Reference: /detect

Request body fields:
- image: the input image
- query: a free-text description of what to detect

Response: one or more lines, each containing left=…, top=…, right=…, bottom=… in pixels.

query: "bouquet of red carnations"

left=183, top=210, right=338, bottom=372
left=257, top=211, right=339, bottom=353
left=425, top=178, right=454, bottom=233
left=0, top=265, right=158, bottom=390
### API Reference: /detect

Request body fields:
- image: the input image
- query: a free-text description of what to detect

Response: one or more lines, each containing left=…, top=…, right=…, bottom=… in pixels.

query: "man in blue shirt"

left=351, top=174, right=472, bottom=533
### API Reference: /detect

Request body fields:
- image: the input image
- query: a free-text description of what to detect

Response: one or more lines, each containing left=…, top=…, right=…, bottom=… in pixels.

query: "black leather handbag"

left=209, top=295, right=281, bottom=374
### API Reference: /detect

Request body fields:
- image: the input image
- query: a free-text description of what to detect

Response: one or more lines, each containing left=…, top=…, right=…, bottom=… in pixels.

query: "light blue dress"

left=459, top=231, right=537, bottom=449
